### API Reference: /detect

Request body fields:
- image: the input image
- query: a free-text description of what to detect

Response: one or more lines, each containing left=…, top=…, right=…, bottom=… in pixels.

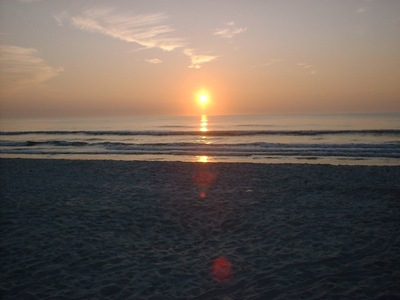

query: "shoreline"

left=1, top=154, right=399, bottom=166
left=1, top=158, right=399, bottom=299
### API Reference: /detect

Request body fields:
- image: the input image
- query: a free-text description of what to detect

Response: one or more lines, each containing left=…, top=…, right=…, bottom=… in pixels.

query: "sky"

left=0, top=0, right=399, bottom=118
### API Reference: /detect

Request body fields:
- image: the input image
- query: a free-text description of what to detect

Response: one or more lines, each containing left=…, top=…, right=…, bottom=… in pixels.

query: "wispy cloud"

left=253, top=58, right=285, bottom=69
left=54, top=7, right=219, bottom=69
left=213, top=21, right=247, bottom=39
left=357, top=7, right=368, bottom=14
left=298, top=62, right=317, bottom=75
left=57, top=8, right=185, bottom=52
left=183, top=48, right=218, bottom=69
left=18, top=0, right=44, bottom=3
left=0, top=44, right=63, bottom=94
left=53, top=11, right=69, bottom=26
left=145, top=58, right=162, bottom=64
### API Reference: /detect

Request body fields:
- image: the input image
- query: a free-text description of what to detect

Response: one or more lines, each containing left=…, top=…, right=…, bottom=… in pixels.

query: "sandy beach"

left=1, top=158, right=399, bottom=299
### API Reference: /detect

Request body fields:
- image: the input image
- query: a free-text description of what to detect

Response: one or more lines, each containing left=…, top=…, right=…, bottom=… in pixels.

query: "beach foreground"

left=1, top=159, right=399, bottom=299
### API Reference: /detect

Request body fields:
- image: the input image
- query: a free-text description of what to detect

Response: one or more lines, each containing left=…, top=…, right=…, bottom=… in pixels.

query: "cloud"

left=298, top=62, right=317, bottom=75
left=145, top=58, right=162, bottom=64
left=0, top=45, right=63, bottom=94
left=254, top=58, right=285, bottom=68
left=183, top=48, right=218, bottom=69
left=55, top=7, right=218, bottom=69
left=18, top=0, right=44, bottom=2
left=62, top=8, right=185, bottom=52
left=298, top=62, right=312, bottom=69
left=213, top=21, right=247, bottom=39
left=53, top=11, right=69, bottom=26
left=357, top=7, right=368, bottom=14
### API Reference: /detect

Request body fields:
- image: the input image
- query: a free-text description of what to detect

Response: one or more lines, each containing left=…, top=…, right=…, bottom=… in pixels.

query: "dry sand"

left=1, top=158, right=399, bottom=299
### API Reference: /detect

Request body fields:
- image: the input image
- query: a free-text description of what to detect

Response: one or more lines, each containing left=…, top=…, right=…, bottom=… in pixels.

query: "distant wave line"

left=1, top=149, right=399, bottom=158
left=1, top=140, right=400, bottom=149
left=1, top=129, right=400, bottom=137
left=1, top=140, right=399, bottom=158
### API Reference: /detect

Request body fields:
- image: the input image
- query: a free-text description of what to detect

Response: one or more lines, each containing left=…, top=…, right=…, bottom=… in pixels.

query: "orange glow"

left=198, top=115, right=211, bottom=152
left=200, top=114, right=208, bottom=132
left=196, top=89, right=210, bottom=110
left=193, top=170, right=216, bottom=187
left=212, top=257, right=233, bottom=282
left=193, top=168, right=216, bottom=200
left=200, top=94, right=208, bottom=103
left=197, top=155, right=209, bottom=163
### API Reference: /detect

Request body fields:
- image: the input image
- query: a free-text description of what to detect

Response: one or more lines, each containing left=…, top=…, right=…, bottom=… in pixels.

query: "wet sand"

left=1, top=158, right=399, bottom=299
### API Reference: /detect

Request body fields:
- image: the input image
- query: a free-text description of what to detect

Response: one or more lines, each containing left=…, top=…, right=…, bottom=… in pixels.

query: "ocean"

left=0, top=113, right=399, bottom=165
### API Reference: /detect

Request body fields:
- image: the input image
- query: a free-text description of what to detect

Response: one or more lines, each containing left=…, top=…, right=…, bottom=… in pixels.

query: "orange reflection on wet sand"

left=197, top=155, right=209, bottom=163
left=192, top=170, right=216, bottom=189
left=212, top=257, right=233, bottom=282
left=192, top=163, right=216, bottom=199
left=191, top=155, right=233, bottom=285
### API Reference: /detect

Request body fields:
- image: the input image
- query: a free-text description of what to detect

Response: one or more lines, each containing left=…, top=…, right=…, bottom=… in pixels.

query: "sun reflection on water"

left=198, top=115, right=211, bottom=162
left=200, top=115, right=208, bottom=132
left=198, top=115, right=212, bottom=145
left=197, top=155, right=209, bottom=163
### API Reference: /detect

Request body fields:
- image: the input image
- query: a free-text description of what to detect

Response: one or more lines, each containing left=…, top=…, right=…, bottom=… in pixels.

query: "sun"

left=199, top=93, right=208, bottom=104
left=197, top=90, right=210, bottom=108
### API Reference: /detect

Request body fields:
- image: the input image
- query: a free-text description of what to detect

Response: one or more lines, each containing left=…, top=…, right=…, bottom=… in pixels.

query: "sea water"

left=0, top=113, right=399, bottom=165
